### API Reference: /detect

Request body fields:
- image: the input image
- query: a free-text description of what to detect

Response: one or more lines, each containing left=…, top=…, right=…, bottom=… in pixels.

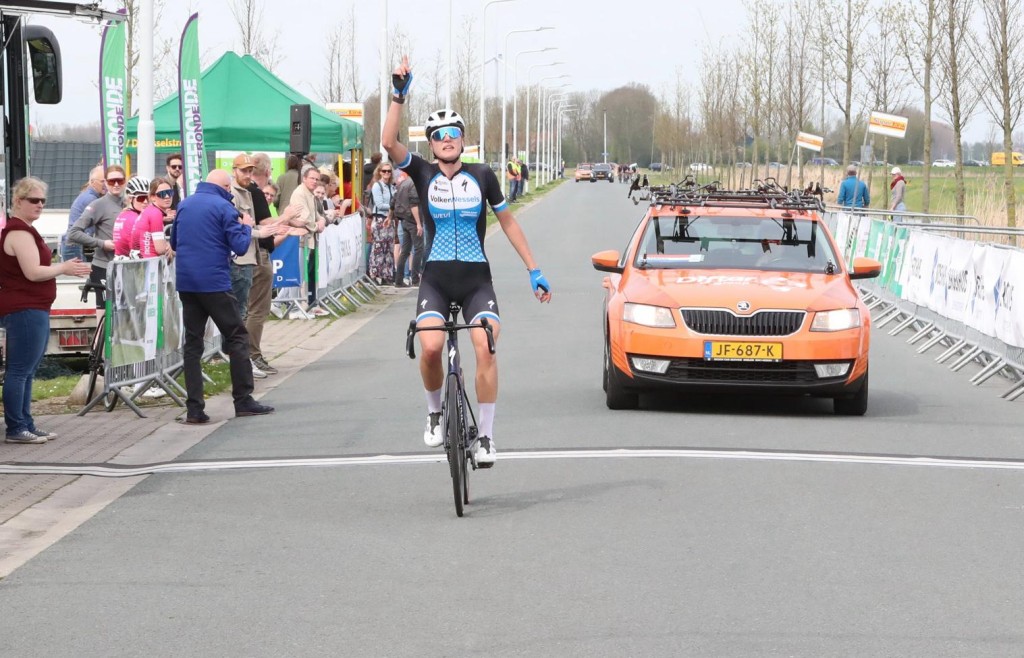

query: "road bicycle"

left=81, top=280, right=118, bottom=412
left=406, top=302, right=495, bottom=517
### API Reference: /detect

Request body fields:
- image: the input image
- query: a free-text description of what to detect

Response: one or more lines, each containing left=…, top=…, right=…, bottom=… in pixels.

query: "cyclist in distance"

left=382, top=54, right=552, bottom=466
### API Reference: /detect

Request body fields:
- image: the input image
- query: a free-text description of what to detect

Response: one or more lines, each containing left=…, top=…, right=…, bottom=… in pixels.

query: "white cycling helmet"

left=125, top=176, right=150, bottom=197
left=425, top=109, right=466, bottom=135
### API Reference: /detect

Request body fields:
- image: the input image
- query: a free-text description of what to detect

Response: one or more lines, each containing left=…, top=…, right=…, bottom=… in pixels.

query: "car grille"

left=661, top=358, right=822, bottom=384
left=680, top=309, right=805, bottom=336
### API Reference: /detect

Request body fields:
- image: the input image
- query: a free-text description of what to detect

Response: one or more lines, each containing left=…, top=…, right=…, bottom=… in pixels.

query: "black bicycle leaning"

left=81, top=280, right=117, bottom=412
left=406, top=302, right=495, bottom=517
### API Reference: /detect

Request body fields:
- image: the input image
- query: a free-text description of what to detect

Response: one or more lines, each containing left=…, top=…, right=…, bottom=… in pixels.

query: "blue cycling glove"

left=392, top=72, right=414, bottom=98
left=529, top=269, right=550, bottom=294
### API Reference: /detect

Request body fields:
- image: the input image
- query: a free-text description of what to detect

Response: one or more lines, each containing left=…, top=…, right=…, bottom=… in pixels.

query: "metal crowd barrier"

left=826, top=208, right=1024, bottom=402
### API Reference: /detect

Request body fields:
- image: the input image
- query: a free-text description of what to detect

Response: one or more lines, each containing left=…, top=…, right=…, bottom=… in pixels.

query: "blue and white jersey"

left=399, top=154, right=508, bottom=264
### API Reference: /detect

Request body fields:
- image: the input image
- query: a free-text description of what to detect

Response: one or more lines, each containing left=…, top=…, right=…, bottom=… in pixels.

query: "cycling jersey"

left=133, top=204, right=167, bottom=258
left=112, top=208, right=141, bottom=257
left=398, top=154, right=507, bottom=263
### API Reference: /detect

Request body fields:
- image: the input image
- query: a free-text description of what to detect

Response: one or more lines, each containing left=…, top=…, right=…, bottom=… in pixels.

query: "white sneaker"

left=287, top=309, right=310, bottom=320
left=310, top=306, right=330, bottom=317
left=142, top=386, right=166, bottom=398
left=423, top=412, right=443, bottom=447
left=251, top=360, right=268, bottom=379
left=474, top=436, right=496, bottom=465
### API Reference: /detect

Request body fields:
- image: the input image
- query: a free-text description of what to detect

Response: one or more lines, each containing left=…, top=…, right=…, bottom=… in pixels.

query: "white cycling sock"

left=425, top=387, right=442, bottom=414
left=478, top=403, right=495, bottom=439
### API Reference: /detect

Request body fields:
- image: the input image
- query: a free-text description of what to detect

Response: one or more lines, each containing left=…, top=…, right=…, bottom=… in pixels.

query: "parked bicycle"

left=406, top=302, right=495, bottom=517
left=81, top=280, right=117, bottom=412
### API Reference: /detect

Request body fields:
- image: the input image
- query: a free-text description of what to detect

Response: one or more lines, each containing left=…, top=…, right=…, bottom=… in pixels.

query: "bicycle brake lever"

left=479, top=318, right=496, bottom=355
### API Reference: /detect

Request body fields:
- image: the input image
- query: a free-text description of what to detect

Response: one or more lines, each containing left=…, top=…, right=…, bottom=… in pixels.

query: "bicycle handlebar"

left=79, top=280, right=106, bottom=304
left=406, top=318, right=496, bottom=359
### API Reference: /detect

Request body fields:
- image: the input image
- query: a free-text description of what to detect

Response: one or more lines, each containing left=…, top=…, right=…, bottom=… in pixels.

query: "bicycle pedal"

left=476, top=461, right=494, bottom=470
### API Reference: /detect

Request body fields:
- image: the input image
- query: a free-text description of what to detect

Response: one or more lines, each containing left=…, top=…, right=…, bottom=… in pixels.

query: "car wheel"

left=605, top=332, right=639, bottom=410
left=834, top=369, right=868, bottom=416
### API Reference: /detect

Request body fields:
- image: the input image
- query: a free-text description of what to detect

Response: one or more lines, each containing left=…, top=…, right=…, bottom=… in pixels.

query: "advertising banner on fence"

left=272, top=236, right=302, bottom=288
left=994, top=251, right=1024, bottom=348
left=108, top=259, right=160, bottom=367
left=178, top=13, right=206, bottom=196
left=318, top=213, right=363, bottom=286
left=99, top=14, right=127, bottom=168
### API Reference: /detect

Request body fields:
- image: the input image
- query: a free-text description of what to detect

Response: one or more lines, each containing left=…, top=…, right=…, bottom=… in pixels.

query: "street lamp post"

left=546, top=93, right=570, bottom=184
left=537, top=82, right=569, bottom=184
left=500, top=26, right=554, bottom=196
left=512, top=47, right=556, bottom=168
left=557, top=106, right=577, bottom=178
left=479, top=0, right=516, bottom=163
left=522, top=61, right=562, bottom=193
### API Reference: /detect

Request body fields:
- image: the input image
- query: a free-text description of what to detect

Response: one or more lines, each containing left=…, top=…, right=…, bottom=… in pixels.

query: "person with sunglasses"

left=112, top=177, right=150, bottom=258
left=1, top=177, right=93, bottom=443
left=382, top=55, right=552, bottom=467
left=133, top=177, right=175, bottom=259
left=165, top=153, right=184, bottom=215
left=67, top=164, right=128, bottom=309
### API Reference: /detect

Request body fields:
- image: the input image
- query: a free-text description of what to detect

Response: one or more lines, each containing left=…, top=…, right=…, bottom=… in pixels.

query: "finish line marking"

left=5, top=447, right=1024, bottom=478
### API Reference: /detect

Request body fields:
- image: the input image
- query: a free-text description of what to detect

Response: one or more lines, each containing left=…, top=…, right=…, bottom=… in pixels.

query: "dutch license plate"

left=703, top=341, right=783, bottom=362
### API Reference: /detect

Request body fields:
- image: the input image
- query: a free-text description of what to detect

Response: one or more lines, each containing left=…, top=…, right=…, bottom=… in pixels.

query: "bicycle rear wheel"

left=445, top=377, right=465, bottom=517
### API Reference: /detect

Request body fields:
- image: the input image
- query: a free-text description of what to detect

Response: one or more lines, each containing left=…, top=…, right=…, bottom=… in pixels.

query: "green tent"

left=125, top=51, right=362, bottom=153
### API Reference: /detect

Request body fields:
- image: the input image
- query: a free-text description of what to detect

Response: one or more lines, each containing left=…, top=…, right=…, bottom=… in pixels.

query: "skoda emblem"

left=737, top=301, right=751, bottom=312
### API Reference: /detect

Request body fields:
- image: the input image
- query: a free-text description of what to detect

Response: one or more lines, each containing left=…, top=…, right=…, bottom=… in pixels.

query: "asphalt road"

left=1, top=178, right=1023, bottom=657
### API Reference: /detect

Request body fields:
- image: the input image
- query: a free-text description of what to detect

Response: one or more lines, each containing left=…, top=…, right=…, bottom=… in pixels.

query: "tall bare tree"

left=782, top=0, right=815, bottom=188
left=120, top=0, right=171, bottom=117
left=936, top=0, right=983, bottom=215
left=230, top=0, right=282, bottom=72
left=824, top=0, right=871, bottom=165
left=979, top=0, right=1024, bottom=227
left=898, top=0, right=943, bottom=211
left=318, top=8, right=363, bottom=104
left=863, top=0, right=913, bottom=206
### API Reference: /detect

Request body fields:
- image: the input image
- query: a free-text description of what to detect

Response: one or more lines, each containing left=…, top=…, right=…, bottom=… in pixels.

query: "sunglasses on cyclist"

left=155, top=189, right=175, bottom=199
left=133, top=194, right=149, bottom=203
left=429, top=126, right=462, bottom=142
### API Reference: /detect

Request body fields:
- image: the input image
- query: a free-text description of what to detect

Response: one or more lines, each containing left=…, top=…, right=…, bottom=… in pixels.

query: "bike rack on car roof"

left=637, top=175, right=827, bottom=214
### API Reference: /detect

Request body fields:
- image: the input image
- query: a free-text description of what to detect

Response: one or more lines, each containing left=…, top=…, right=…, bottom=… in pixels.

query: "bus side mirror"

left=24, top=26, right=62, bottom=104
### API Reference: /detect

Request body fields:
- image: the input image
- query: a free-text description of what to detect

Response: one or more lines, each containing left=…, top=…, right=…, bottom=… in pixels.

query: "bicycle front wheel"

left=446, top=377, right=465, bottom=517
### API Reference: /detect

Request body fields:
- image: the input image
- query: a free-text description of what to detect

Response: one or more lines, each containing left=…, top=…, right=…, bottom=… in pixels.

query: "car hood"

left=622, top=267, right=859, bottom=311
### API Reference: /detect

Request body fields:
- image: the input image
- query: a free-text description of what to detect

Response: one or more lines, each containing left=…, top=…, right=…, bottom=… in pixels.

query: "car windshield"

left=634, top=214, right=838, bottom=273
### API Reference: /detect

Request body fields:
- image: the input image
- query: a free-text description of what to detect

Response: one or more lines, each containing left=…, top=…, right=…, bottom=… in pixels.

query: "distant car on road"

left=932, top=159, right=955, bottom=168
left=907, top=160, right=925, bottom=166
left=592, top=163, right=614, bottom=182
left=649, top=162, right=673, bottom=172
left=808, top=157, right=839, bottom=166
left=964, top=159, right=986, bottom=167
left=767, top=162, right=783, bottom=169
left=736, top=162, right=752, bottom=168
left=575, top=163, right=594, bottom=182
left=689, top=162, right=712, bottom=172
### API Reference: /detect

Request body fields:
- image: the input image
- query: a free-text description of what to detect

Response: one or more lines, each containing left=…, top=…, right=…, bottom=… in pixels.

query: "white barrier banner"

left=967, top=246, right=1002, bottom=338
left=900, top=231, right=938, bottom=307
left=318, top=212, right=363, bottom=286
left=939, top=239, right=974, bottom=325
left=995, top=250, right=1024, bottom=348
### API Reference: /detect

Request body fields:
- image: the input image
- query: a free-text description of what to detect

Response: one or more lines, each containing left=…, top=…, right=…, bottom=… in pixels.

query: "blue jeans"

left=230, top=263, right=254, bottom=319
left=1, top=309, right=50, bottom=435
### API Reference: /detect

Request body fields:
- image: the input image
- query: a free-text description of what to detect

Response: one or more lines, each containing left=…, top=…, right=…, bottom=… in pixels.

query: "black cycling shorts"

left=416, top=261, right=500, bottom=325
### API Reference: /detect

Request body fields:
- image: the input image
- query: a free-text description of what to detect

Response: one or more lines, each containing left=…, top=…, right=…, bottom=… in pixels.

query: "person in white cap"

left=890, top=167, right=907, bottom=212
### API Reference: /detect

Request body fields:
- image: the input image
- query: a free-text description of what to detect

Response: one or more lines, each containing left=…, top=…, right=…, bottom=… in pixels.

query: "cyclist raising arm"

left=382, top=54, right=551, bottom=466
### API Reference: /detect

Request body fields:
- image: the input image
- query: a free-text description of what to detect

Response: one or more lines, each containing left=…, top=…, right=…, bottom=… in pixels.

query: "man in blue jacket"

left=837, top=165, right=870, bottom=208
left=171, top=169, right=279, bottom=423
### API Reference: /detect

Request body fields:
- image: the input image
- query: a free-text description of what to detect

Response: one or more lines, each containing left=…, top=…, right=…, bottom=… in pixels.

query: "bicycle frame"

left=406, top=304, right=496, bottom=516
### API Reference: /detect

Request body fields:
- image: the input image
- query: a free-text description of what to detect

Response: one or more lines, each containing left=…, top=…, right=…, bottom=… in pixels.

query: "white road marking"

left=5, top=447, right=1024, bottom=478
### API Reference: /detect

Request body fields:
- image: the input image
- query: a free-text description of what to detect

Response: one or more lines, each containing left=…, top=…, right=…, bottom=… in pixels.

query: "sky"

left=27, top=0, right=995, bottom=143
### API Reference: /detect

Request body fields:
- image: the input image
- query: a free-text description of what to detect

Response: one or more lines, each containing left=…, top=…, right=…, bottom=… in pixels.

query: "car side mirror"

left=592, top=250, right=623, bottom=274
left=849, top=256, right=882, bottom=280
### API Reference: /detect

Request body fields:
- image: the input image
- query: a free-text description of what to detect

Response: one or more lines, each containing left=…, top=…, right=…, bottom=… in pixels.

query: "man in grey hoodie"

left=67, top=165, right=126, bottom=308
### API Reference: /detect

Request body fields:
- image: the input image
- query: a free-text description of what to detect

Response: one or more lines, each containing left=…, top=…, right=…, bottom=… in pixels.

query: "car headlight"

left=811, top=309, right=861, bottom=331
left=623, top=303, right=677, bottom=328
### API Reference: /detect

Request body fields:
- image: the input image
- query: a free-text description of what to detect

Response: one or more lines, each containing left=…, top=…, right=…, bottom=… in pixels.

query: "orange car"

left=592, top=185, right=881, bottom=414
left=574, top=163, right=593, bottom=182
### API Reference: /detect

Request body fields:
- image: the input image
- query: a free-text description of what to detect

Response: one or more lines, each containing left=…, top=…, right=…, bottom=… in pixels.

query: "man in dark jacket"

left=171, top=169, right=274, bottom=423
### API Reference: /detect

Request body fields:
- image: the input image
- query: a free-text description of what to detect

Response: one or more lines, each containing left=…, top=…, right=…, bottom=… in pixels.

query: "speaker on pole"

left=290, top=104, right=311, bottom=155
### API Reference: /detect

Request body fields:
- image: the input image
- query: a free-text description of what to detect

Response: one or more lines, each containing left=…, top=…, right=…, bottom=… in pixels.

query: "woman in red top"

left=132, top=177, right=173, bottom=258
left=0, top=177, right=91, bottom=443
